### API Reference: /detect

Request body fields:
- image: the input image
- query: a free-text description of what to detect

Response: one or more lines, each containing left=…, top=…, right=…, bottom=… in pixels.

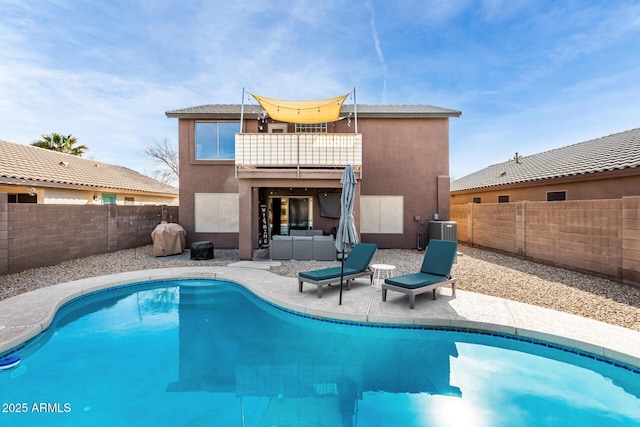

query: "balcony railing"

left=235, top=133, right=362, bottom=177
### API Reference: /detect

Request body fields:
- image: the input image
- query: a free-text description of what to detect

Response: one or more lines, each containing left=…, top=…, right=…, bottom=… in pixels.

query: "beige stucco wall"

left=43, top=187, right=94, bottom=204
left=451, top=170, right=640, bottom=205
left=0, top=185, right=177, bottom=206
left=117, top=193, right=178, bottom=206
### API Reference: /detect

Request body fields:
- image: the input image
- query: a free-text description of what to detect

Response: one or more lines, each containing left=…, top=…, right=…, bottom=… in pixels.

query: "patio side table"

left=371, top=264, right=396, bottom=289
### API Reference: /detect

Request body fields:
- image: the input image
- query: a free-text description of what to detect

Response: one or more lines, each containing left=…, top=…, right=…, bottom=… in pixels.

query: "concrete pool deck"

left=1, top=265, right=639, bottom=369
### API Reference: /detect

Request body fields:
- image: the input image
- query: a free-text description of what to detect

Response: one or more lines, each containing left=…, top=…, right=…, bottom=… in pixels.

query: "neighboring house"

left=166, top=97, right=461, bottom=259
left=450, top=128, right=640, bottom=204
left=0, top=139, right=178, bottom=205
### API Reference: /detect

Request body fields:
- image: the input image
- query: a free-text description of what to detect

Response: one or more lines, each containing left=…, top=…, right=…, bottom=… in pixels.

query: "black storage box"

left=190, top=241, right=214, bottom=260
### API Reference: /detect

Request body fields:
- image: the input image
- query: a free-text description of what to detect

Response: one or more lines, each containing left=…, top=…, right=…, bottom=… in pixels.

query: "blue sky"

left=1, top=0, right=639, bottom=181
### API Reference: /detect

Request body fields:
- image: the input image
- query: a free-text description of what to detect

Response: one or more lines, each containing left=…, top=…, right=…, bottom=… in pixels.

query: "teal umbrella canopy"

left=335, top=165, right=359, bottom=254
left=336, top=165, right=359, bottom=304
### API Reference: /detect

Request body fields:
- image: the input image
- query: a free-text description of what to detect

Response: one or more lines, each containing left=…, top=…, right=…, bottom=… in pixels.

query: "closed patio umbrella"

left=335, top=165, right=359, bottom=305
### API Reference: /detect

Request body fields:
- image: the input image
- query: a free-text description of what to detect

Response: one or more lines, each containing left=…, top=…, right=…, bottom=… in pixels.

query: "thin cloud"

left=367, top=1, right=388, bottom=104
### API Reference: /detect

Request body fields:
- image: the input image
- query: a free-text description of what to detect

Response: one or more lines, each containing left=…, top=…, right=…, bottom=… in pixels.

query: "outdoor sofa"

left=270, top=232, right=336, bottom=261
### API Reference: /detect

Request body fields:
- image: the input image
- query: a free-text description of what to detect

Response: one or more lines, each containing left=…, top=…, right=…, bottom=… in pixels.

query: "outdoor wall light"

left=93, top=194, right=100, bottom=201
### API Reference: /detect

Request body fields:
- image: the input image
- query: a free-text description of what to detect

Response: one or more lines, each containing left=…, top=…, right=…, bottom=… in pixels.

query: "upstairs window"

left=472, top=197, right=481, bottom=204
left=498, top=195, right=510, bottom=203
left=547, top=191, right=567, bottom=201
left=195, top=121, right=239, bottom=160
left=295, top=123, right=327, bottom=133
left=8, top=194, right=37, bottom=203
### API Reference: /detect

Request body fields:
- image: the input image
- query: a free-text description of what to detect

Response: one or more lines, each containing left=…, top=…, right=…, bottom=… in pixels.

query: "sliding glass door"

left=269, top=197, right=313, bottom=236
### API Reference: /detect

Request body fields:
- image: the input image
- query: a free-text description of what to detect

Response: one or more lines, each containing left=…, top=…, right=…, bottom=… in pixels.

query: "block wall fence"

left=450, top=196, right=640, bottom=288
left=0, top=193, right=179, bottom=275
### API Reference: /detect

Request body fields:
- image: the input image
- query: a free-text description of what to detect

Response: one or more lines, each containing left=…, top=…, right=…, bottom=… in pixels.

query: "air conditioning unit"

left=428, top=221, right=457, bottom=242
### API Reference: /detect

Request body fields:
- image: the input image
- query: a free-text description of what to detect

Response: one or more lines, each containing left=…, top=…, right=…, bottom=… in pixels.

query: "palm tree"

left=32, top=133, right=88, bottom=156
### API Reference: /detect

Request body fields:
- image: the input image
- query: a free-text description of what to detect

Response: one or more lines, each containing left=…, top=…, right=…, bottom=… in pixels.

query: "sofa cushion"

left=313, top=235, right=333, bottom=241
left=272, top=235, right=292, bottom=241
left=384, top=272, right=447, bottom=289
left=290, top=229, right=323, bottom=236
left=299, top=267, right=361, bottom=281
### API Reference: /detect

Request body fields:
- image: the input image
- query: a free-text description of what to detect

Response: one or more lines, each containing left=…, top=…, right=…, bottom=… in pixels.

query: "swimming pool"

left=1, top=279, right=639, bottom=426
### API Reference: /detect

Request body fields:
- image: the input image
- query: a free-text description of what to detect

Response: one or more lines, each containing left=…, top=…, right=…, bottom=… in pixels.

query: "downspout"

left=353, top=87, right=358, bottom=134
left=240, top=87, right=245, bottom=134
left=237, top=87, right=246, bottom=178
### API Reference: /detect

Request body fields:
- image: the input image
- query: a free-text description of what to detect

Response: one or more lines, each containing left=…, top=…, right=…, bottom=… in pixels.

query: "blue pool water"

left=1, top=279, right=639, bottom=426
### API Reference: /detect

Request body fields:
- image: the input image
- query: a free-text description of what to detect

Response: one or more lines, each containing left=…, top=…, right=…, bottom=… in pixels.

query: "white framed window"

left=547, top=191, right=567, bottom=201
left=195, top=121, right=239, bottom=160
left=295, top=123, right=327, bottom=133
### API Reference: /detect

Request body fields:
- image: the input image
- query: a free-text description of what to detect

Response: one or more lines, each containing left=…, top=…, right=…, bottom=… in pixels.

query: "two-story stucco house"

left=166, top=94, right=461, bottom=259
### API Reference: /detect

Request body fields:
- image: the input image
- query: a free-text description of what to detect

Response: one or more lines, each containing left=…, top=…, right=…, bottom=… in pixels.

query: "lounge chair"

left=382, top=239, right=457, bottom=309
left=298, top=243, right=377, bottom=297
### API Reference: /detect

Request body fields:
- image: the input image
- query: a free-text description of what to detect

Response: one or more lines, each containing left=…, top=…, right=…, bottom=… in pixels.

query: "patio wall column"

left=238, top=180, right=253, bottom=260
left=0, top=192, right=7, bottom=275
left=107, top=204, right=117, bottom=252
left=437, top=175, right=451, bottom=220
left=622, top=195, right=640, bottom=287
left=516, top=201, right=526, bottom=257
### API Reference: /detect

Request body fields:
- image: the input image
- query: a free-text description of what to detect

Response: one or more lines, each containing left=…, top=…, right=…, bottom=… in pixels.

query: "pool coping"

left=1, top=266, right=639, bottom=369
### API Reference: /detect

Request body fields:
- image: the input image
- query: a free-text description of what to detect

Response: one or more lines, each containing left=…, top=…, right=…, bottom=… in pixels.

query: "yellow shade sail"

left=251, top=93, right=349, bottom=124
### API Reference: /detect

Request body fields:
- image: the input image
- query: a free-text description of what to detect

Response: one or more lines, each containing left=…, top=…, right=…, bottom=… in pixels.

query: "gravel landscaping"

left=1, top=244, right=639, bottom=332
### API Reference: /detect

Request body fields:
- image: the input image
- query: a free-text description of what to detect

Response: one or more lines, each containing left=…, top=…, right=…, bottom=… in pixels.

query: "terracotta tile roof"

left=166, top=104, right=461, bottom=119
left=0, top=139, right=178, bottom=195
left=451, top=128, right=640, bottom=192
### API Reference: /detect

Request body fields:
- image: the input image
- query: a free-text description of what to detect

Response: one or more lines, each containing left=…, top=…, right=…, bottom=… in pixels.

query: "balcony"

left=235, top=133, right=362, bottom=179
